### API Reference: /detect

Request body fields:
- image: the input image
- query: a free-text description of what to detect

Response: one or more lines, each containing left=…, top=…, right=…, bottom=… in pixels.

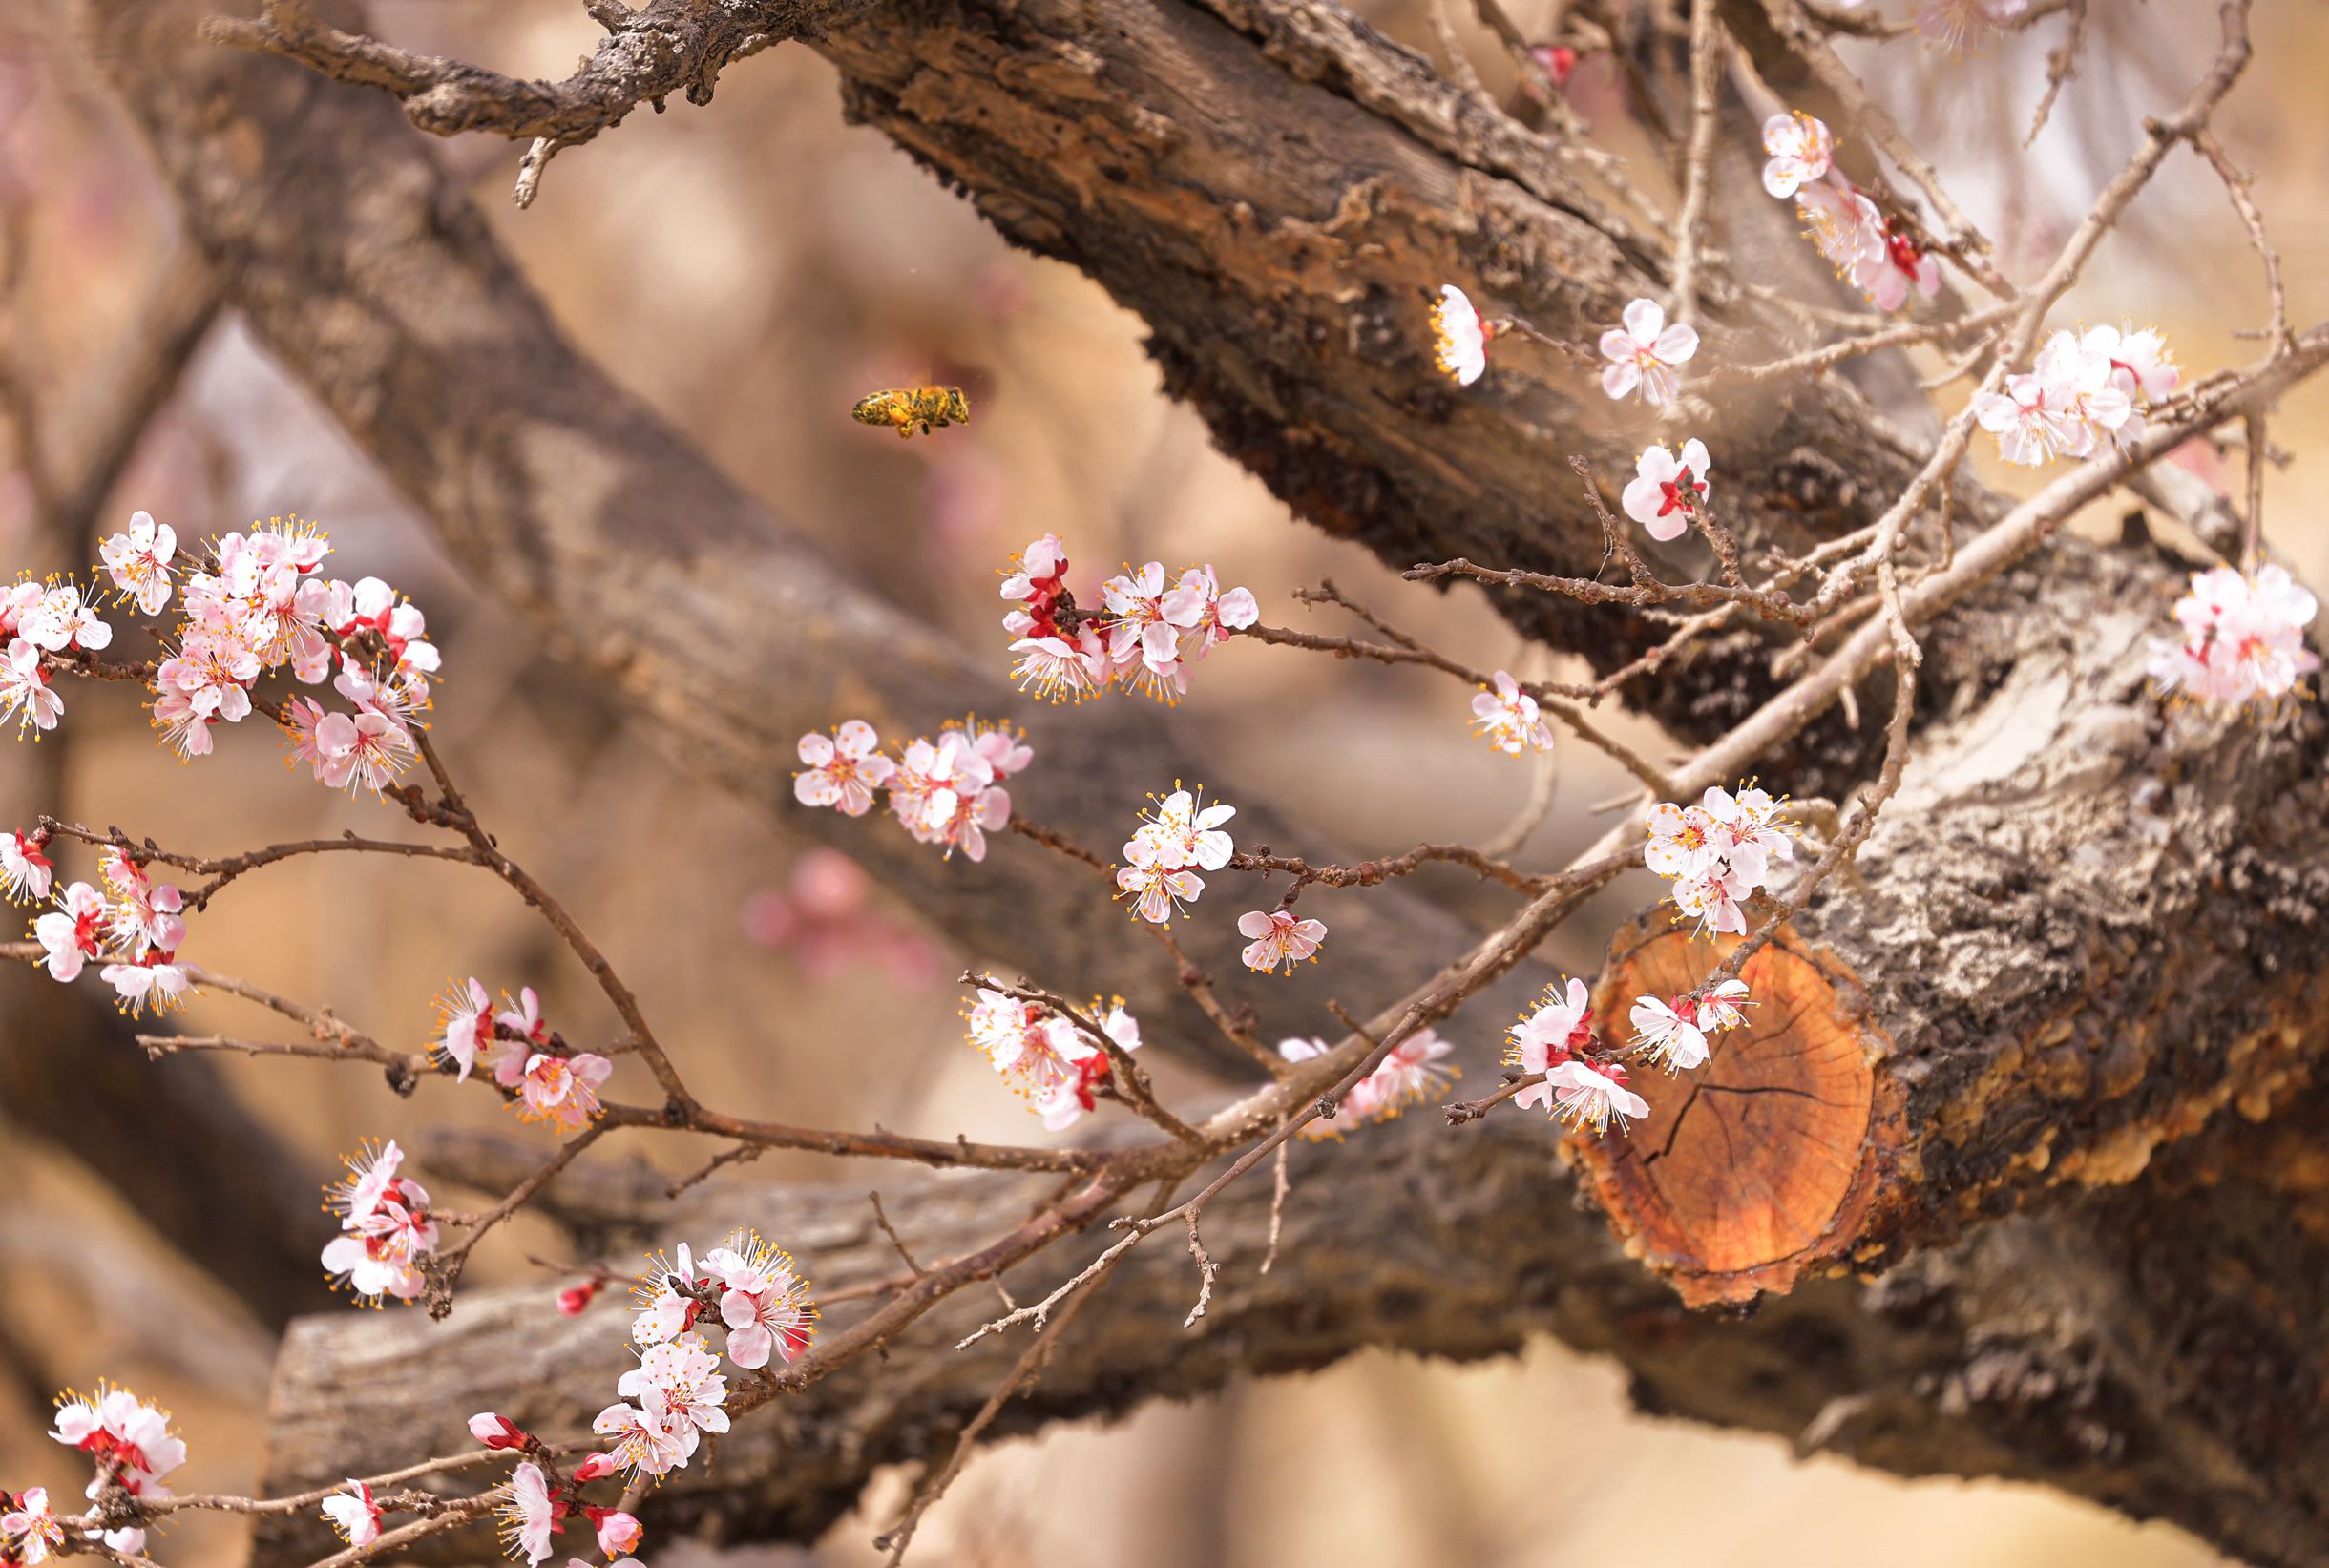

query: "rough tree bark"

left=64, top=0, right=2329, bottom=1562
left=252, top=1084, right=2329, bottom=1568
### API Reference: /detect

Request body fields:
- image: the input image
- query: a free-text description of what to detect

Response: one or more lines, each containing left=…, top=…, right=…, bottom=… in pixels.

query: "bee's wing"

left=930, top=358, right=996, bottom=412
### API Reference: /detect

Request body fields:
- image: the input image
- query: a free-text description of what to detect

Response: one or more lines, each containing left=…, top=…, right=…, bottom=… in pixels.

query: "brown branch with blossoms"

left=15, top=0, right=2329, bottom=1562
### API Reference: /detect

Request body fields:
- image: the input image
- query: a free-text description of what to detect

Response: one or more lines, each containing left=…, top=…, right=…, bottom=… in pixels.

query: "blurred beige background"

left=6, top=0, right=2325, bottom=1562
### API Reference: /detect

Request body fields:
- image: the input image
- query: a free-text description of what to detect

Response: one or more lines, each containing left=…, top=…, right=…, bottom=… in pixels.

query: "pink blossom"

left=1506, top=977, right=1593, bottom=1111
left=1431, top=283, right=1491, bottom=386
left=1620, top=440, right=1711, bottom=542
left=1, top=1487, right=65, bottom=1565
left=1546, top=1059, right=1649, bottom=1134
left=51, top=1385, right=187, bottom=1497
left=152, top=687, right=216, bottom=759
left=328, top=575, right=440, bottom=678
left=1010, top=633, right=1106, bottom=703
left=702, top=1230, right=818, bottom=1369
left=17, top=583, right=111, bottom=653
left=794, top=721, right=895, bottom=816
left=321, top=1480, right=382, bottom=1549
left=591, top=1402, right=697, bottom=1480
left=33, top=881, right=105, bottom=982
left=1036, top=1005, right=1139, bottom=1130
left=1794, top=175, right=1886, bottom=280
left=1470, top=670, right=1554, bottom=756
left=514, top=1052, right=612, bottom=1132
left=313, top=705, right=417, bottom=796
left=1599, top=298, right=1698, bottom=407
left=2, top=829, right=52, bottom=904
left=1100, top=561, right=1190, bottom=702
left=1238, top=909, right=1327, bottom=974
left=1673, top=863, right=1752, bottom=937
left=99, top=512, right=178, bottom=617
left=435, top=977, right=494, bottom=1080
left=2082, top=323, right=2179, bottom=404
left=157, top=628, right=260, bottom=722
left=100, top=847, right=185, bottom=959
left=99, top=955, right=193, bottom=1017
left=1760, top=111, right=1834, bottom=199
left=496, top=1462, right=559, bottom=1565
left=617, top=1335, right=730, bottom=1434
left=1159, top=565, right=1259, bottom=665
left=631, top=1244, right=703, bottom=1347
left=0, top=580, right=40, bottom=640
left=1127, top=786, right=1235, bottom=871
left=588, top=1510, right=642, bottom=1558
left=1361, top=1029, right=1458, bottom=1113
left=1115, top=826, right=1205, bottom=924
left=321, top=1139, right=438, bottom=1306
left=0, top=638, right=62, bottom=735
left=889, top=727, right=1015, bottom=862
left=2150, top=564, right=2319, bottom=708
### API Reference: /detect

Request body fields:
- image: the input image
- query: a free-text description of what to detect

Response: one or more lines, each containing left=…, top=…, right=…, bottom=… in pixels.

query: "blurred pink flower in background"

left=740, top=848, right=940, bottom=986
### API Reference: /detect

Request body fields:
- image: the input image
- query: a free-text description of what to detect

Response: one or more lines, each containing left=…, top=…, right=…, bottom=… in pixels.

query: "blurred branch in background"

left=0, top=210, right=329, bottom=1327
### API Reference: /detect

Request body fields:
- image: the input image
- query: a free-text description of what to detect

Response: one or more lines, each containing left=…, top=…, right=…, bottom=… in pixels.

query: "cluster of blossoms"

left=13, top=1386, right=193, bottom=1559
left=19, top=845, right=195, bottom=1015
left=0, top=575, right=111, bottom=735
left=458, top=1419, right=643, bottom=1568
left=794, top=716, right=1030, bottom=863
left=1278, top=1028, right=1458, bottom=1139
left=1762, top=112, right=1941, bottom=313
left=319, top=1139, right=440, bottom=1306
left=1973, top=324, right=2178, bottom=468
left=1621, top=439, right=1714, bottom=543
left=1470, top=670, right=1555, bottom=756
left=489, top=1234, right=812, bottom=1513
left=6, top=512, right=443, bottom=796
left=2148, top=564, right=2320, bottom=709
left=964, top=988, right=1143, bottom=1128
left=433, top=980, right=613, bottom=1132
left=1505, top=978, right=1649, bottom=1134
left=1501, top=972, right=1755, bottom=1136
left=998, top=535, right=1257, bottom=705
left=1627, top=978, right=1753, bottom=1073
left=1115, top=785, right=1235, bottom=923
left=1646, top=784, right=1794, bottom=937
left=483, top=1459, right=641, bottom=1567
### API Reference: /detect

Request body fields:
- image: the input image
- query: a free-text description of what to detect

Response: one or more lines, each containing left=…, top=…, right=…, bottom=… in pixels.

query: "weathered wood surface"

left=252, top=1088, right=2329, bottom=1568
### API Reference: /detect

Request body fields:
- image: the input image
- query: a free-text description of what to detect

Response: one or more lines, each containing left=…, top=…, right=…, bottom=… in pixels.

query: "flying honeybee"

left=851, top=384, right=973, bottom=439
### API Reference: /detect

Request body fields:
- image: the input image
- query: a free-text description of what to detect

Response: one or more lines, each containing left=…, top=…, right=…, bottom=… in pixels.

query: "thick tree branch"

left=256, top=1089, right=2329, bottom=1568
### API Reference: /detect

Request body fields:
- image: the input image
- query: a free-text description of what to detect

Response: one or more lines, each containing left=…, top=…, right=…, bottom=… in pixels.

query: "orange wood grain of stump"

left=1569, top=917, right=1905, bottom=1307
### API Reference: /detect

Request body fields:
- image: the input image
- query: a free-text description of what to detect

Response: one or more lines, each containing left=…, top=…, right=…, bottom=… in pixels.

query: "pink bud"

left=570, top=1453, right=619, bottom=1484
left=592, top=1512, right=642, bottom=1558
left=467, top=1412, right=530, bottom=1451
left=556, top=1280, right=601, bottom=1317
